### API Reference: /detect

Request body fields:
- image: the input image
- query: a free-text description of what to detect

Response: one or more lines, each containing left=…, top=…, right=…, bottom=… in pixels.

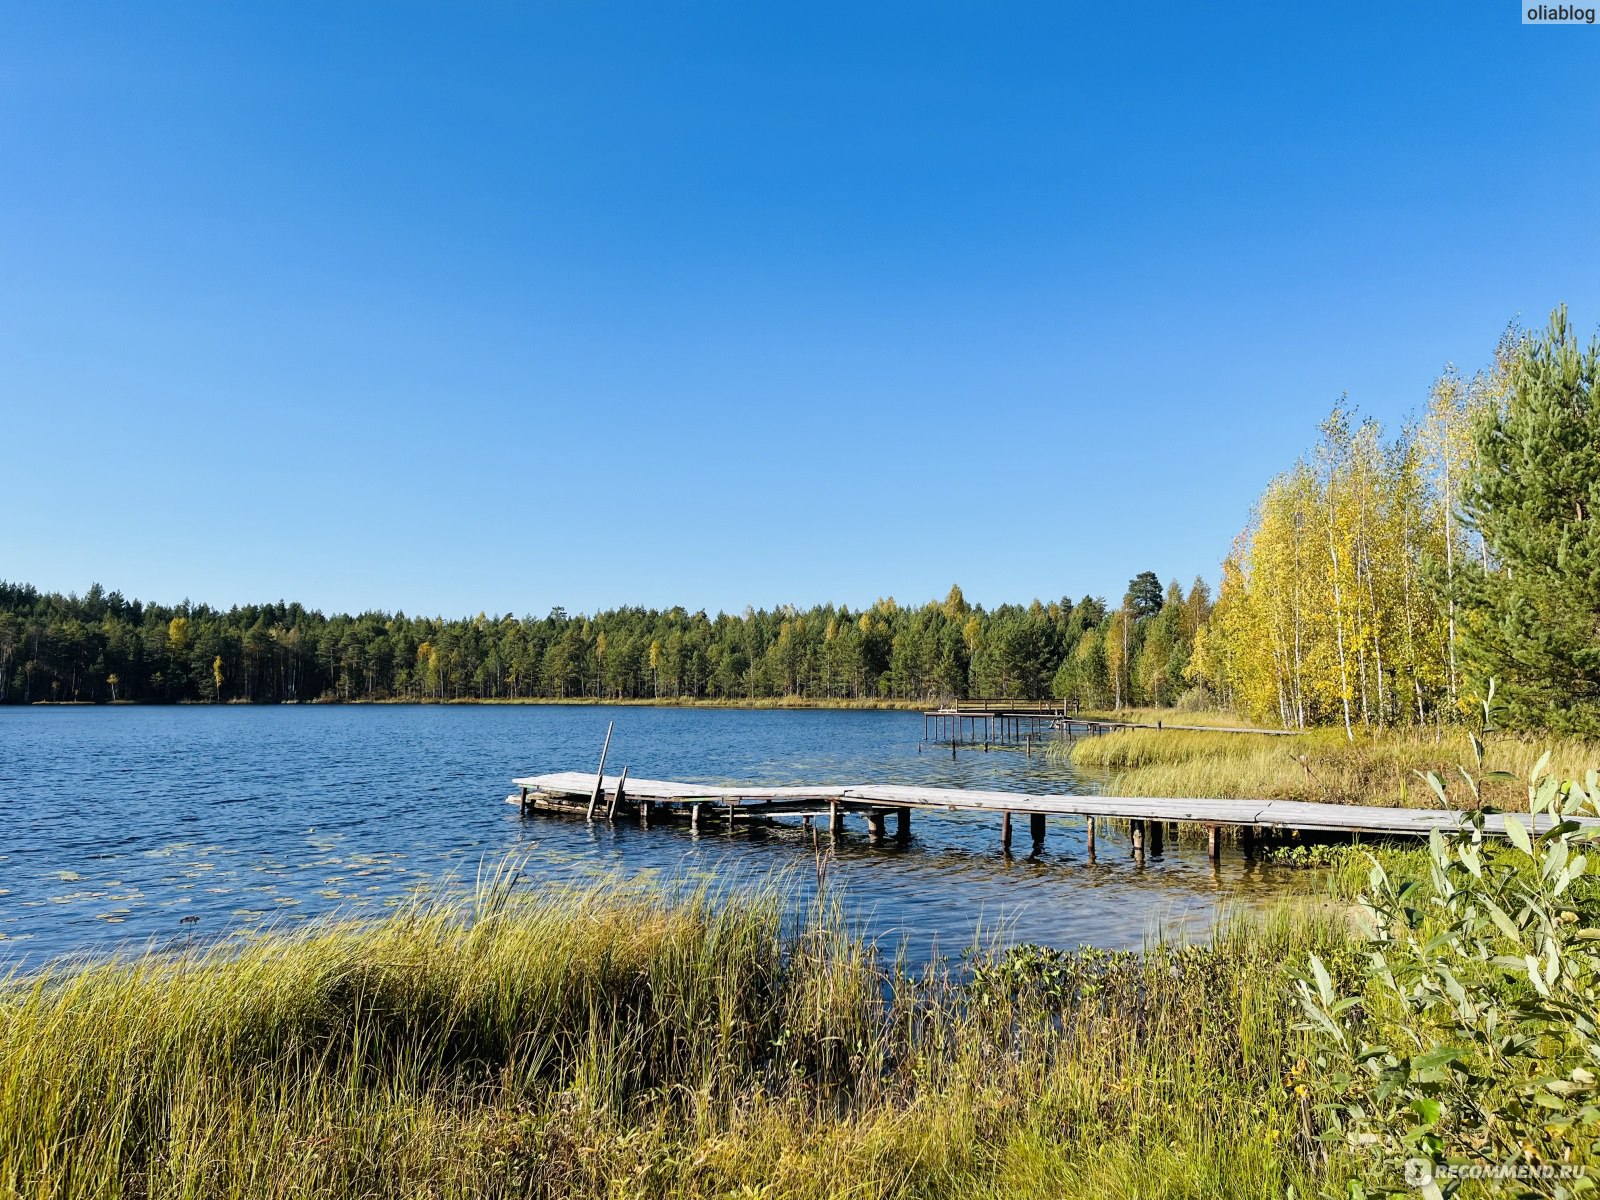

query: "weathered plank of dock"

left=510, top=771, right=1597, bottom=840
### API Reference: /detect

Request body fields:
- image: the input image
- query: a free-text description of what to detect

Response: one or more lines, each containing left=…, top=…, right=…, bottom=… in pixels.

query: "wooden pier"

left=923, top=701, right=1069, bottom=749
left=507, top=770, right=1595, bottom=862
left=921, top=698, right=1298, bottom=749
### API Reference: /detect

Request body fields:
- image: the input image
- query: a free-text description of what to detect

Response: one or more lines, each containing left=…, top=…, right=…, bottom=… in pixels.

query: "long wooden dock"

left=508, top=770, right=1594, bottom=861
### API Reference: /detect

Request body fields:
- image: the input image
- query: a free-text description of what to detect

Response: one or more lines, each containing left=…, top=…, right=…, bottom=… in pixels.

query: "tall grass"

left=1063, top=724, right=1600, bottom=808
left=1, top=876, right=1357, bottom=1198
left=1073, top=706, right=1278, bottom=730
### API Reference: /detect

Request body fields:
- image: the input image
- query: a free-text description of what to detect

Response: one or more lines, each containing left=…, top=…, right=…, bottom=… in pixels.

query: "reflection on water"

left=0, top=705, right=1313, bottom=967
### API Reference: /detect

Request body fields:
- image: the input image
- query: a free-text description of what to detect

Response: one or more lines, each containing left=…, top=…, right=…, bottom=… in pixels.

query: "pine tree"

left=1126, top=571, right=1164, bottom=618
left=1458, top=306, right=1600, bottom=732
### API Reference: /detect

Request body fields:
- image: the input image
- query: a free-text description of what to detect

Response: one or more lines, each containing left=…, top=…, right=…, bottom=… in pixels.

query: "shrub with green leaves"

left=1296, top=740, right=1600, bottom=1198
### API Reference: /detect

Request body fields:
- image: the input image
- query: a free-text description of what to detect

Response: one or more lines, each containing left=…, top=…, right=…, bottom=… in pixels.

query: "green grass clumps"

left=0, top=878, right=1356, bottom=1199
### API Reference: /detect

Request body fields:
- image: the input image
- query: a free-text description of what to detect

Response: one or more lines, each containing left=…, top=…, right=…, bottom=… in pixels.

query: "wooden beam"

left=586, top=721, right=614, bottom=822
left=607, top=765, right=629, bottom=821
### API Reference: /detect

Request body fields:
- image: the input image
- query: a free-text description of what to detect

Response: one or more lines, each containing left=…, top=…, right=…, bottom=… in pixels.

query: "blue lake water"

left=0, top=705, right=1306, bottom=967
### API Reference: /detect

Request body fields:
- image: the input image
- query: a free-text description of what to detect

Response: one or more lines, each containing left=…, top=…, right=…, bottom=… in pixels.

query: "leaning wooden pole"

left=587, top=721, right=614, bottom=821
left=607, top=764, right=630, bottom=821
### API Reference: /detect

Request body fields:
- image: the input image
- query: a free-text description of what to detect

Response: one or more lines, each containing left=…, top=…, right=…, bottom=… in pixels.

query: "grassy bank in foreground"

left=1064, top=723, right=1600, bottom=809
left=2, top=879, right=1351, bottom=1199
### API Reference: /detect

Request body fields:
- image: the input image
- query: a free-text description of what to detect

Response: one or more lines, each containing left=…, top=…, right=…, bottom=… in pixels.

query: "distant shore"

left=22, top=695, right=931, bottom=712
left=361, top=695, right=930, bottom=711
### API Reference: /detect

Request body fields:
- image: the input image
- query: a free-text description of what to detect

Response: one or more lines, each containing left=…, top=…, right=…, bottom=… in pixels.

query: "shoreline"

left=20, top=695, right=932, bottom=712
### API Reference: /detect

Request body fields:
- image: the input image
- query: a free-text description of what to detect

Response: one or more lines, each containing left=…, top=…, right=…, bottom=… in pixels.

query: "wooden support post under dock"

left=829, top=802, right=843, bottom=836
left=867, top=811, right=886, bottom=841
left=1132, top=819, right=1145, bottom=859
left=1030, top=812, right=1046, bottom=845
left=518, top=785, right=529, bottom=816
left=1207, top=824, right=1219, bottom=860
left=1149, top=820, right=1164, bottom=855
left=690, top=802, right=702, bottom=832
left=1086, top=816, right=1095, bottom=860
left=895, top=807, right=910, bottom=843
left=1001, top=810, right=1013, bottom=852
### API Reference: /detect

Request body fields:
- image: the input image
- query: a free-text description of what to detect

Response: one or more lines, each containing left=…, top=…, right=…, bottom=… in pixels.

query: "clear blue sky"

left=4, top=2, right=1596, bottom=619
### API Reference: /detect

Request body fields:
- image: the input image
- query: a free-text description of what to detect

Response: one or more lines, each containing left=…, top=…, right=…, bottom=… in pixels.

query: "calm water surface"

left=1, top=705, right=1308, bottom=966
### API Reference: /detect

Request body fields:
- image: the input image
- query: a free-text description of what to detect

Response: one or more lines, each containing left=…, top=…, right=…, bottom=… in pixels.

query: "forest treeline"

left=1188, top=306, right=1600, bottom=735
left=0, top=574, right=1210, bottom=709
left=6, top=310, right=1594, bottom=731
